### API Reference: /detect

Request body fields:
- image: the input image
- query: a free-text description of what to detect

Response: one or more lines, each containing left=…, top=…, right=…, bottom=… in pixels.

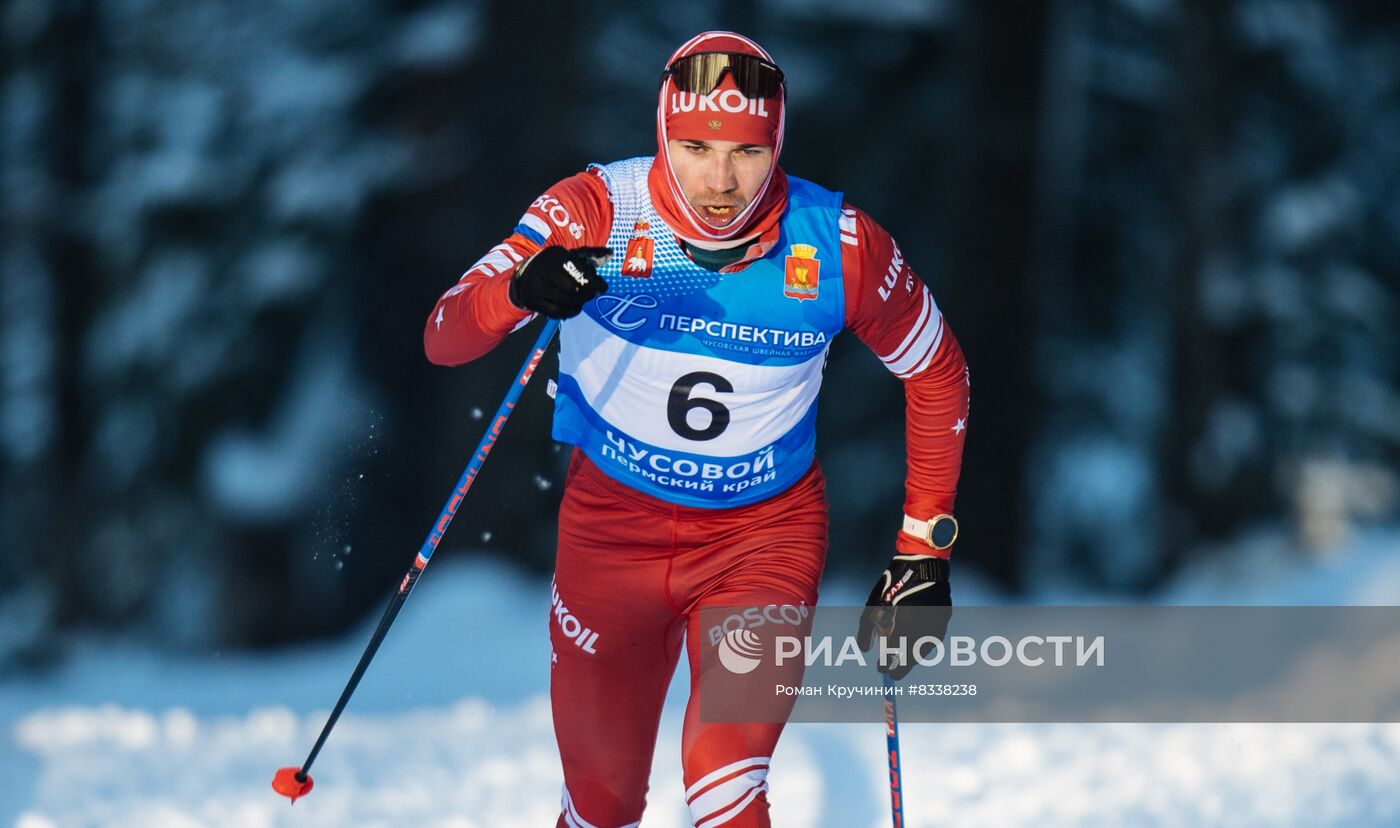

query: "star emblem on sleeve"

left=952, top=417, right=965, bottom=435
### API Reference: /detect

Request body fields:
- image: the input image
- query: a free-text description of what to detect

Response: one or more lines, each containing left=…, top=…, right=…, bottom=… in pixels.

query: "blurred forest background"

left=1, top=0, right=1397, bottom=661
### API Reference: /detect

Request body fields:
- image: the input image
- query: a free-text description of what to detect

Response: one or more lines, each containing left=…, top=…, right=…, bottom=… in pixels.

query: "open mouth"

left=698, top=204, right=742, bottom=225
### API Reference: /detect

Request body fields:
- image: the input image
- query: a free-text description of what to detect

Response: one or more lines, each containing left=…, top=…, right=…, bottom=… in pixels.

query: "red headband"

left=662, top=73, right=781, bottom=147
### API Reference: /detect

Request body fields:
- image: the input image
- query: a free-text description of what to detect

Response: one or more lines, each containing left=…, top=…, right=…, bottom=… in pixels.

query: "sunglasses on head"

left=661, top=51, right=785, bottom=99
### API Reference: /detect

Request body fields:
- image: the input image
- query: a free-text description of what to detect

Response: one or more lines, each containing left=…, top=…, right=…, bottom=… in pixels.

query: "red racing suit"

left=425, top=167, right=969, bottom=827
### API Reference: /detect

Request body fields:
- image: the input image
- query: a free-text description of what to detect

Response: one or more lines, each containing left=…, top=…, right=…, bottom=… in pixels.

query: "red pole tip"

left=272, top=767, right=314, bottom=803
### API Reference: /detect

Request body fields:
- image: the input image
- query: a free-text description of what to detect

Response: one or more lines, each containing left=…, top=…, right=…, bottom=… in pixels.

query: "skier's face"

left=666, top=138, right=774, bottom=228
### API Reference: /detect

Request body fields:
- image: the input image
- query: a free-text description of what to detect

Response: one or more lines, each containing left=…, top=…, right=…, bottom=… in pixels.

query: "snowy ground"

left=3, top=525, right=1399, bottom=827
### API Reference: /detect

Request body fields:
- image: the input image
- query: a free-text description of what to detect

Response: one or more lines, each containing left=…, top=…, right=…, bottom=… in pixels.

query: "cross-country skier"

left=425, top=30, right=969, bottom=828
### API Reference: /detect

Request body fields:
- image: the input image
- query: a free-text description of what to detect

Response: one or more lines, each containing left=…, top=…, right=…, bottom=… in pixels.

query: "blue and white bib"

left=552, top=157, right=846, bottom=507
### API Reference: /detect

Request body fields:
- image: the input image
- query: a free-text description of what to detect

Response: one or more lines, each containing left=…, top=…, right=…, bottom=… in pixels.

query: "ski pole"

left=883, top=671, right=905, bottom=827
left=873, top=606, right=906, bottom=826
left=272, top=317, right=560, bottom=804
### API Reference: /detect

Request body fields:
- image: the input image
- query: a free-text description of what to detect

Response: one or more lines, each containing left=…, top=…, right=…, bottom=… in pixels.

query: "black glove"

left=856, top=556, right=952, bottom=680
left=508, top=245, right=611, bottom=319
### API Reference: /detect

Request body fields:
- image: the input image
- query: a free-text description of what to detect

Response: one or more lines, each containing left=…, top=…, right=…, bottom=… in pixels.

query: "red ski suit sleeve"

left=423, top=170, right=613, bottom=366
left=841, top=205, right=970, bottom=559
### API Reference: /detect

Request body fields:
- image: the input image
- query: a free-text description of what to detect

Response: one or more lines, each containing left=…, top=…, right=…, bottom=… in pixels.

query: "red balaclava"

left=648, top=31, right=788, bottom=250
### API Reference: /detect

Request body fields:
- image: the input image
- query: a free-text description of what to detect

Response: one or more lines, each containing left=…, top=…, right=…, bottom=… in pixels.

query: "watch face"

left=930, top=516, right=958, bottom=549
